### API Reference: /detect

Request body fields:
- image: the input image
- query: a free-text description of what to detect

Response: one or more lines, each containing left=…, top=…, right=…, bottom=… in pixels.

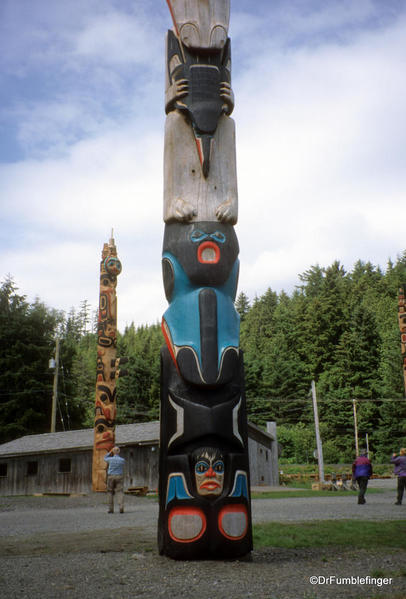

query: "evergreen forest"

left=1, top=253, right=406, bottom=464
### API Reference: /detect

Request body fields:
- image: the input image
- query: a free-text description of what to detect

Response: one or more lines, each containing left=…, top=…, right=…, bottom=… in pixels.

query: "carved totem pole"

left=92, top=233, right=122, bottom=492
left=158, top=0, right=252, bottom=559
left=398, top=285, right=406, bottom=395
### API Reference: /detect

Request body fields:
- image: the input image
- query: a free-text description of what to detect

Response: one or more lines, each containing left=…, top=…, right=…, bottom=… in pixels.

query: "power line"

left=0, top=389, right=49, bottom=397
left=247, top=397, right=406, bottom=402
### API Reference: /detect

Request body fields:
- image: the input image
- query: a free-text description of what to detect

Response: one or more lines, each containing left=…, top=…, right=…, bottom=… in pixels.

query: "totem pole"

left=92, top=232, right=123, bottom=492
left=158, top=0, right=252, bottom=559
left=398, top=285, right=406, bottom=395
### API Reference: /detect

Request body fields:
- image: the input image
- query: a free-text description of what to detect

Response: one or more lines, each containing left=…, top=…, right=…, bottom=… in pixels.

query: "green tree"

left=235, top=292, right=250, bottom=322
left=301, top=261, right=348, bottom=378
left=0, top=277, right=59, bottom=442
left=117, top=322, right=163, bottom=420
left=66, top=332, right=97, bottom=428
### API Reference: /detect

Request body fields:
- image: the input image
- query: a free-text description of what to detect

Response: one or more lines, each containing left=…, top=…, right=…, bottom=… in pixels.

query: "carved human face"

left=94, top=417, right=115, bottom=450
left=193, top=449, right=224, bottom=497
left=94, top=388, right=116, bottom=450
left=104, top=256, right=122, bottom=277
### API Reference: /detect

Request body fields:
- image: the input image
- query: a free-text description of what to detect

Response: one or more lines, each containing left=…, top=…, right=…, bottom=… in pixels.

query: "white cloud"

left=3, top=240, right=100, bottom=314
left=73, top=12, right=160, bottom=66
left=1, top=121, right=165, bottom=329
left=230, top=12, right=406, bottom=302
left=13, top=99, right=108, bottom=154
left=120, top=277, right=166, bottom=329
left=1, top=126, right=163, bottom=236
left=273, top=0, right=379, bottom=37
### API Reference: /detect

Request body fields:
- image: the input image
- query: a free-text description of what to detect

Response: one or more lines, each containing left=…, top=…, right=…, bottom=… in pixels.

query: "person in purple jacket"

left=391, top=448, right=406, bottom=506
left=352, top=449, right=373, bottom=505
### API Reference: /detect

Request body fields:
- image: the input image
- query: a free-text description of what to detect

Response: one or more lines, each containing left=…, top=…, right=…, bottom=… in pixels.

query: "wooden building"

left=0, top=421, right=277, bottom=496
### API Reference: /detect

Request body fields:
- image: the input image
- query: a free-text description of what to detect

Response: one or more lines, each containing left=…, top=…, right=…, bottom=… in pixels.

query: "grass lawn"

left=253, top=519, right=406, bottom=549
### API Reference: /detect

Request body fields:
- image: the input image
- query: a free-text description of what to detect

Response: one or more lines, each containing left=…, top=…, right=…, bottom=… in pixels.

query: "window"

left=27, top=461, right=38, bottom=476
left=58, top=458, right=71, bottom=473
left=0, top=463, right=7, bottom=477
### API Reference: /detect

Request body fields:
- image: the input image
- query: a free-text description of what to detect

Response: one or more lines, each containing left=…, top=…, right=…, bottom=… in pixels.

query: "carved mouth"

left=197, top=241, right=220, bottom=264
left=200, top=480, right=221, bottom=490
left=96, top=436, right=114, bottom=450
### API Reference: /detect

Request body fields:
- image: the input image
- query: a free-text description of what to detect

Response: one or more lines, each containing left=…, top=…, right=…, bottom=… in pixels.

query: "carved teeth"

left=201, top=247, right=216, bottom=261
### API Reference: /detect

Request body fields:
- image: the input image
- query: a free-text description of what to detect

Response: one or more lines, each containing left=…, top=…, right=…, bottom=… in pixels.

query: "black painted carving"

left=166, top=29, right=232, bottom=177
left=158, top=346, right=252, bottom=560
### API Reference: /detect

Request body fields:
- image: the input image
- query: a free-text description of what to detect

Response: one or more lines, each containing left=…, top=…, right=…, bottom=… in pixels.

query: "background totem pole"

left=398, top=285, right=406, bottom=395
left=92, top=233, right=123, bottom=492
left=158, top=0, right=253, bottom=559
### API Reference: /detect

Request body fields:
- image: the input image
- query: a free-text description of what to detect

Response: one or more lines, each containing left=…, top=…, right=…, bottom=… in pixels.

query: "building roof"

left=0, top=420, right=276, bottom=458
left=247, top=421, right=276, bottom=448
left=0, top=421, right=160, bottom=458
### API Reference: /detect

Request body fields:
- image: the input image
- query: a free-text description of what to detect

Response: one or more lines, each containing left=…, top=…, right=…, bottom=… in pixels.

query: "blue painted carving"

left=166, top=473, right=192, bottom=506
left=229, top=471, right=249, bottom=499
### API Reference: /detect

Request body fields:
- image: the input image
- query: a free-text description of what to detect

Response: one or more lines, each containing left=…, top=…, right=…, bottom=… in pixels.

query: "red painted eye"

left=197, top=241, right=220, bottom=264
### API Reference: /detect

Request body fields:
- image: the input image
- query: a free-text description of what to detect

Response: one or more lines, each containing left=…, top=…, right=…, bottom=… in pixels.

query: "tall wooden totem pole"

left=158, top=0, right=252, bottom=559
left=92, top=233, right=122, bottom=492
left=398, top=285, right=406, bottom=395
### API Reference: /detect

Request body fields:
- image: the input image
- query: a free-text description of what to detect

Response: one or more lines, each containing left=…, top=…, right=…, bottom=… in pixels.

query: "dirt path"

left=0, top=485, right=405, bottom=599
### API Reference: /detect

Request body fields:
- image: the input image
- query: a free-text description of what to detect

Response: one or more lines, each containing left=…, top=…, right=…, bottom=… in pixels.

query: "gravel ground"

left=0, top=480, right=405, bottom=599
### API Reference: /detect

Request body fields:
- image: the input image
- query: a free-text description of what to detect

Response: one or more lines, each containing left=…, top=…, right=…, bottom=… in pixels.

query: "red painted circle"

left=197, top=241, right=220, bottom=264
left=168, top=506, right=207, bottom=543
left=218, top=504, right=248, bottom=541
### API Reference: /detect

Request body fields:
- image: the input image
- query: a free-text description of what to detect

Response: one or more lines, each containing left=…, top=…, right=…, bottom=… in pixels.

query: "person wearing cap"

left=390, top=448, right=406, bottom=506
left=104, top=446, right=126, bottom=513
left=352, top=449, right=373, bottom=505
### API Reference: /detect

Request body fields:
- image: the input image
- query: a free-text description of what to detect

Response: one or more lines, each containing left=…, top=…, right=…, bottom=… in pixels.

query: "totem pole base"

left=158, top=346, right=253, bottom=560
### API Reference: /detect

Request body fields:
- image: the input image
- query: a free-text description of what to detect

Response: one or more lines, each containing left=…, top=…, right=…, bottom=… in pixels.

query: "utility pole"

left=311, top=380, right=324, bottom=483
left=397, top=285, right=406, bottom=395
left=352, top=398, right=359, bottom=457
left=50, top=337, right=60, bottom=433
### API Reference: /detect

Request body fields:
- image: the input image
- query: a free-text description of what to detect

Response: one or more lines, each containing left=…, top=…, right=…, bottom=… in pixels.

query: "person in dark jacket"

left=352, top=449, right=373, bottom=504
left=391, top=448, right=406, bottom=505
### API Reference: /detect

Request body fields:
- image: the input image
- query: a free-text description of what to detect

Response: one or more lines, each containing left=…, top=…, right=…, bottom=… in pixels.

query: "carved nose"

left=205, top=466, right=215, bottom=477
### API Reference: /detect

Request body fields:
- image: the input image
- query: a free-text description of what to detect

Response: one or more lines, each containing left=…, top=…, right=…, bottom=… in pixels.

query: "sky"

left=1, top=0, right=406, bottom=332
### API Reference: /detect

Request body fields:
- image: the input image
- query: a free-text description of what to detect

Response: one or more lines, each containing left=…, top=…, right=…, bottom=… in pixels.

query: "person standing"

left=391, top=448, right=406, bottom=506
left=352, top=449, right=373, bottom=505
left=104, top=446, right=126, bottom=513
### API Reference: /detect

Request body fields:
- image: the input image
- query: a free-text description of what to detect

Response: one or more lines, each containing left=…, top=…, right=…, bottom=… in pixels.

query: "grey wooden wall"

left=0, top=450, right=93, bottom=496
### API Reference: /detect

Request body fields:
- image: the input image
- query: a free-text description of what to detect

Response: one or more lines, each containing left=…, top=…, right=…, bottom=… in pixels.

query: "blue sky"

left=1, top=0, right=406, bottom=330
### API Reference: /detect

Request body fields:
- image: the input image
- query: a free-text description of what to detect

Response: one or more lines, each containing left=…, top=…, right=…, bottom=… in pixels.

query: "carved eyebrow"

left=190, top=229, right=208, bottom=242
left=94, top=418, right=114, bottom=428
left=210, top=231, right=226, bottom=243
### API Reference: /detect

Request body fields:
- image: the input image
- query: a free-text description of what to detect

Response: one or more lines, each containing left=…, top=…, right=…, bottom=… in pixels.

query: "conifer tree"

left=0, top=277, right=58, bottom=442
